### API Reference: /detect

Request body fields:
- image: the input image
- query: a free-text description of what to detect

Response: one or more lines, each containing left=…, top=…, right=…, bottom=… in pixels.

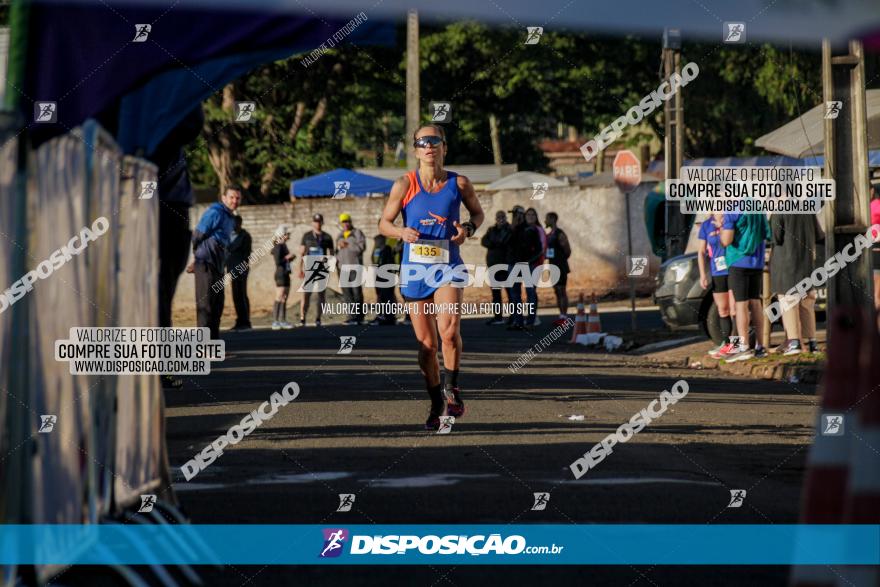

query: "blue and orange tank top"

left=399, top=169, right=466, bottom=299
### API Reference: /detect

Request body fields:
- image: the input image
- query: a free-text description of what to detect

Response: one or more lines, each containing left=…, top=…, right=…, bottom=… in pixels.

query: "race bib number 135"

left=408, top=240, right=450, bottom=264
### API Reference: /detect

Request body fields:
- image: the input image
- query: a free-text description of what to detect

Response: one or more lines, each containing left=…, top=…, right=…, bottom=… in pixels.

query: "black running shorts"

left=729, top=267, right=762, bottom=302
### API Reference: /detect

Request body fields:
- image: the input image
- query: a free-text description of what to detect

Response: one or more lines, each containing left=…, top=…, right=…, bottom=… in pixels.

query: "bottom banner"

left=1, top=525, right=878, bottom=565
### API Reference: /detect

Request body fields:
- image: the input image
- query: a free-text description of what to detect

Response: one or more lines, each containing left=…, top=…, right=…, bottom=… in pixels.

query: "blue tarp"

left=24, top=3, right=394, bottom=153
left=290, top=168, right=394, bottom=198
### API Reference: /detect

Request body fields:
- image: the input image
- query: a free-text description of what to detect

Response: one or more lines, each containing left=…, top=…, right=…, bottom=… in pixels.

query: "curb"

left=686, top=353, right=825, bottom=383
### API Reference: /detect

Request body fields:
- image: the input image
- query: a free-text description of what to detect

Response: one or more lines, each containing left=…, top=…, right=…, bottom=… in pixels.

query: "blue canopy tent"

left=290, top=168, right=394, bottom=198
left=18, top=3, right=394, bottom=153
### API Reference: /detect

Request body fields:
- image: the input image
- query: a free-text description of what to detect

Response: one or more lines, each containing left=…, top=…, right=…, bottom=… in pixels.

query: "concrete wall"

left=171, top=183, right=661, bottom=320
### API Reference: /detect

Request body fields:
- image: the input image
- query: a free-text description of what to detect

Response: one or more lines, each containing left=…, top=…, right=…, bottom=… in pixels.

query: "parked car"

left=654, top=244, right=827, bottom=345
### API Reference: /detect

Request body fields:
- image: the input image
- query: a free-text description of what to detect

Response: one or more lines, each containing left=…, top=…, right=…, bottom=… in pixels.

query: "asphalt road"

left=164, top=309, right=818, bottom=586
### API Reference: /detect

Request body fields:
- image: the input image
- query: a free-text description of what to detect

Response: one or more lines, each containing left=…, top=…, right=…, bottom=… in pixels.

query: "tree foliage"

left=188, top=21, right=863, bottom=201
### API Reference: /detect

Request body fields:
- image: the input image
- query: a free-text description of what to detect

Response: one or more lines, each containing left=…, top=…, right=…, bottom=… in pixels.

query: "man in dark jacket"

left=507, top=205, right=543, bottom=330
left=188, top=186, right=241, bottom=339
left=480, top=210, right=512, bottom=324
left=769, top=213, right=824, bottom=355
left=226, top=215, right=253, bottom=331
left=545, top=212, right=572, bottom=323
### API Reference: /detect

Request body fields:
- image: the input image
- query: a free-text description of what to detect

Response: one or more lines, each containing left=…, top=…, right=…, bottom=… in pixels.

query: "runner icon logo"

left=299, top=256, right=331, bottom=292
left=140, top=181, right=157, bottom=199
left=727, top=489, right=746, bottom=508
left=333, top=181, right=350, bottom=199
left=531, top=492, right=550, bottom=511
left=235, top=102, right=256, bottom=122
left=338, top=336, right=356, bottom=355
left=38, top=415, right=57, bottom=433
left=138, top=494, right=156, bottom=513
left=723, top=22, right=745, bottom=43
left=437, top=416, right=455, bottom=434
left=524, top=27, right=543, bottom=45
left=320, top=528, right=349, bottom=558
left=531, top=182, right=548, bottom=200
left=337, top=494, right=356, bottom=512
left=133, top=24, right=151, bottom=42
left=628, top=256, right=648, bottom=276
left=35, top=102, right=57, bottom=123
left=821, top=414, right=844, bottom=436
left=824, top=101, right=842, bottom=120
left=429, top=102, right=452, bottom=123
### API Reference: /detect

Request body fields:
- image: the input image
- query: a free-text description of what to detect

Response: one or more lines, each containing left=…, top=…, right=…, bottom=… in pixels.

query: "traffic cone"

left=586, top=298, right=602, bottom=334
left=568, top=295, right=587, bottom=344
left=790, top=307, right=862, bottom=587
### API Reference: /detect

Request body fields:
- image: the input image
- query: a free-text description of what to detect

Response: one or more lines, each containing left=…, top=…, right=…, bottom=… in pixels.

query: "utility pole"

left=488, top=113, right=502, bottom=165
left=405, top=10, right=420, bottom=170
left=822, top=39, right=873, bottom=315
left=662, top=28, right=687, bottom=260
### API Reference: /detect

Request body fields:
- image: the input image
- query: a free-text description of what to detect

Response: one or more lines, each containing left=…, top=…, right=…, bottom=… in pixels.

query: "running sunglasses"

left=413, top=136, right=444, bottom=148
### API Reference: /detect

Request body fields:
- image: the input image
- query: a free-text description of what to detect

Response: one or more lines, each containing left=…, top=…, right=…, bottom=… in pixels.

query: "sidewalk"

left=642, top=328, right=827, bottom=383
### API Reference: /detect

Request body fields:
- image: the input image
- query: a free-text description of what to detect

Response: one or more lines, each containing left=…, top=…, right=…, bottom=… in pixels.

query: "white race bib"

left=408, top=239, right=450, bottom=264
left=714, top=256, right=728, bottom=271
left=546, top=247, right=555, bottom=259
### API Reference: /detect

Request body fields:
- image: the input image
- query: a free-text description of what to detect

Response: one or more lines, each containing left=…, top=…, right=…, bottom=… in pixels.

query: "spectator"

left=769, top=213, right=824, bottom=355
left=524, top=207, right=546, bottom=327
left=188, top=185, right=241, bottom=340
left=544, top=212, right=572, bottom=324
left=697, top=213, right=736, bottom=358
left=480, top=210, right=512, bottom=325
left=226, top=215, right=253, bottom=331
left=271, top=225, right=295, bottom=330
left=298, top=213, right=334, bottom=327
left=507, top=205, right=543, bottom=331
left=336, top=213, right=367, bottom=325
left=719, top=212, right=771, bottom=361
left=370, top=234, right=398, bottom=325
left=872, top=183, right=880, bottom=312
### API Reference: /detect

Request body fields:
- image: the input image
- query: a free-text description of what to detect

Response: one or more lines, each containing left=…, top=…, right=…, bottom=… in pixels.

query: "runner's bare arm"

left=380, top=176, right=419, bottom=243
left=457, top=175, right=484, bottom=232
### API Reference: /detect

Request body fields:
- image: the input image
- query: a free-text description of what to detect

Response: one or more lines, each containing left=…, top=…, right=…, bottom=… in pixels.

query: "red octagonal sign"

left=612, top=150, right=641, bottom=193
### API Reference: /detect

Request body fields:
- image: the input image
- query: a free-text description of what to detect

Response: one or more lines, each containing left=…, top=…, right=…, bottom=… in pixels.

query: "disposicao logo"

left=319, top=528, right=349, bottom=558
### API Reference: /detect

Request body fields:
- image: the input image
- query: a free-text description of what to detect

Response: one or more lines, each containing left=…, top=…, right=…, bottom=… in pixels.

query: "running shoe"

left=485, top=317, right=505, bottom=325
left=281, top=321, right=294, bottom=330
left=272, top=321, right=282, bottom=331
left=299, top=319, right=306, bottom=328
left=754, top=346, right=768, bottom=359
left=724, top=345, right=754, bottom=362
left=807, top=340, right=818, bottom=353
left=342, top=319, right=358, bottom=326
left=707, top=343, right=726, bottom=357
left=781, top=340, right=802, bottom=356
left=315, top=319, right=322, bottom=327
left=445, top=386, right=465, bottom=418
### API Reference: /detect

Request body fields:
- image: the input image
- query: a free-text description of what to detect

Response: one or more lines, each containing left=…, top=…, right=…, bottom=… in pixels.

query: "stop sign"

left=612, top=150, right=642, bottom=193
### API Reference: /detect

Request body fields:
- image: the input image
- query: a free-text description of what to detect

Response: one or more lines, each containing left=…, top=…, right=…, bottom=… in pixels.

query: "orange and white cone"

left=586, top=298, right=602, bottom=334
left=568, top=295, right=587, bottom=344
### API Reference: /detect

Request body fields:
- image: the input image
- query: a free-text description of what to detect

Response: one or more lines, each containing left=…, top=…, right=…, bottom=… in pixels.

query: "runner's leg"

left=408, top=296, right=444, bottom=426
left=435, top=285, right=465, bottom=416
left=408, top=297, right=440, bottom=386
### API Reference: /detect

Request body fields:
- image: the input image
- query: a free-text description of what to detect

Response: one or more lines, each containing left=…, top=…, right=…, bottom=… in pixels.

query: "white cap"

left=274, top=224, right=290, bottom=238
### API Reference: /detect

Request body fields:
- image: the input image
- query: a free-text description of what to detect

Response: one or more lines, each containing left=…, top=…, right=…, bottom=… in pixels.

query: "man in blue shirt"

left=188, top=186, right=241, bottom=339
left=720, top=212, right=770, bottom=361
